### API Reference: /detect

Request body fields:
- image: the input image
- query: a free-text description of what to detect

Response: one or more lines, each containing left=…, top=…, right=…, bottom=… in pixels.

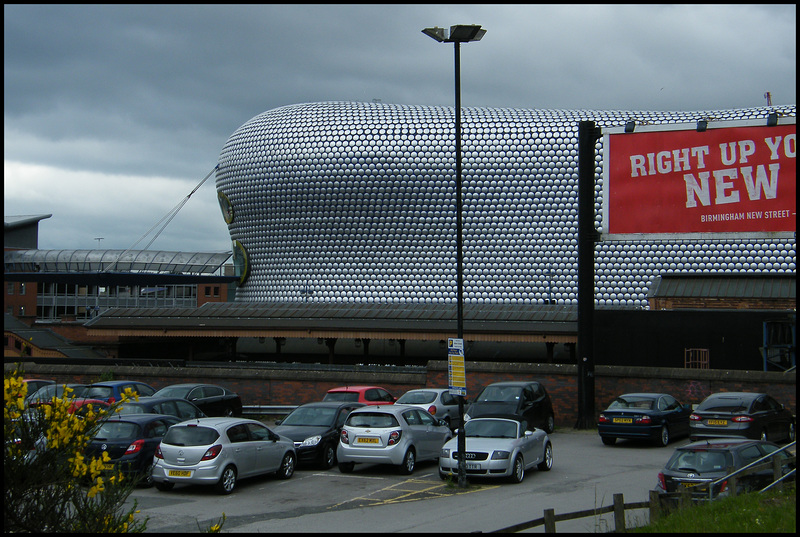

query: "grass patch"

left=630, top=483, right=795, bottom=533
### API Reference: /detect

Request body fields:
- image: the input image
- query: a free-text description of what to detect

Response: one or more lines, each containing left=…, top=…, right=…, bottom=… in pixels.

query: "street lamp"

left=422, top=23, right=485, bottom=489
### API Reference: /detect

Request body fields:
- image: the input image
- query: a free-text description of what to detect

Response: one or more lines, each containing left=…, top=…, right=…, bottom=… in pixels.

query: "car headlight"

left=300, top=435, right=322, bottom=447
left=491, top=450, right=510, bottom=460
left=441, top=448, right=450, bottom=458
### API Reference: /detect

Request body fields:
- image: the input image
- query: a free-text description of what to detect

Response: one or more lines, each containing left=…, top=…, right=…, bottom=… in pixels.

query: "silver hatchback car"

left=152, top=417, right=296, bottom=494
left=395, top=388, right=462, bottom=429
left=337, top=404, right=452, bottom=475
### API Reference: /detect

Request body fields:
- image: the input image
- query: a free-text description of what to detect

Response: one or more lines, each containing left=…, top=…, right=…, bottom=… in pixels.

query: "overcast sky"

left=4, top=4, right=796, bottom=254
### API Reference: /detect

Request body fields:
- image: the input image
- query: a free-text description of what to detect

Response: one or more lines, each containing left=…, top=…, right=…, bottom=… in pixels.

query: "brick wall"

left=6, top=361, right=795, bottom=429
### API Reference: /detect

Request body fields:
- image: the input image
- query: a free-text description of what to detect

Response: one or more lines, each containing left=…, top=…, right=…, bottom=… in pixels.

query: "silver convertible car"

left=151, top=417, right=296, bottom=494
left=439, top=416, right=553, bottom=483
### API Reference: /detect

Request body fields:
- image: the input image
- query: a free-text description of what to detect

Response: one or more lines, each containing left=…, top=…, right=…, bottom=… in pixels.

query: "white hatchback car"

left=337, top=404, right=452, bottom=475
left=439, top=416, right=553, bottom=483
left=152, top=417, right=296, bottom=494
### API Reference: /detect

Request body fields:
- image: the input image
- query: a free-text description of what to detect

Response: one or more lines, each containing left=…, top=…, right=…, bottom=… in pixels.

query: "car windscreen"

left=281, top=406, right=337, bottom=426
left=346, top=412, right=400, bottom=428
left=465, top=419, right=518, bottom=439
left=696, top=397, right=750, bottom=413
left=475, top=386, right=521, bottom=403
left=665, top=449, right=733, bottom=473
left=397, top=391, right=437, bottom=405
left=94, top=421, right=140, bottom=441
left=85, top=386, right=113, bottom=400
left=118, top=404, right=146, bottom=414
left=608, top=397, right=654, bottom=410
left=154, top=386, right=192, bottom=398
left=162, top=426, right=220, bottom=446
left=323, top=392, right=359, bottom=402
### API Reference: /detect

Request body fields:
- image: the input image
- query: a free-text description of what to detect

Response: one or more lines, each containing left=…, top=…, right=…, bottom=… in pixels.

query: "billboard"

left=602, top=118, right=796, bottom=240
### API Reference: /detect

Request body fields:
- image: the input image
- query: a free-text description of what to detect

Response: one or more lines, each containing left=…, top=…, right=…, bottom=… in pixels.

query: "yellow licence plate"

left=356, top=437, right=380, bottom=444
left=707, top=419, right=728, bottom=426
left=168, top=470, right=192, bottom=477
left=612, top=418, right=633, bottom=424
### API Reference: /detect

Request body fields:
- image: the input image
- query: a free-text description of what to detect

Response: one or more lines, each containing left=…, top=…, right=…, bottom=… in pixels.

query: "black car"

left=465, top=381, right=555, bottom=433
left=85, top=413, right=181, bottom=487
left=598, top=393, right=692, bottom=446
left=273, top=401, right=365, bottom=468
left=655, top=438, right=795, bottom=500
left=689, top=392, right=795, bottom=443
left=118, top=396, right=207, bottom=420
left=153, top=383, right=243, bottom=417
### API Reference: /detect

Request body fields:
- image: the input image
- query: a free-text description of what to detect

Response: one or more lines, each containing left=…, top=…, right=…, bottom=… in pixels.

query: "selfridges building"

left=215, top=101, right=796, bottom=306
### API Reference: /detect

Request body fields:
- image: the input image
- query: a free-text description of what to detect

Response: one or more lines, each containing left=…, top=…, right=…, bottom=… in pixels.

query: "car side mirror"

left=438, top=419, right=448, bottom=427
left=269, top=431, right=279, bottom=442
left=524, top=430, right=534, bottom=437
left=274, top=419, right=283, bottom=426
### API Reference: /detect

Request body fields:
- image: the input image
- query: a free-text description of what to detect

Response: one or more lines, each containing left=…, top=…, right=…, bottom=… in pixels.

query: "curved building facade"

left=215, top=101, right=795, bottom=307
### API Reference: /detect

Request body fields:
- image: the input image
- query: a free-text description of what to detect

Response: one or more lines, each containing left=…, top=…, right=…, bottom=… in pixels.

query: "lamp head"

left=422, top=24, right=485, bottom=43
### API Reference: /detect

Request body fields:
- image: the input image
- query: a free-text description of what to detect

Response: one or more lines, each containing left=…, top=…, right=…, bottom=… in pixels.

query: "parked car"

left=323, top=385, right=396, bottom=405
left=27, top=383, right=90, bottom=406
left=598, top=393, right=692, bottom=446
left=465, top=381, right=555, bottom=434
left=22, top=379, right=55, bottom=401
left=439, top=416, right=553, bottom=483
left=85, top=413, right=182, bottom=487
left=84, top=380, right=156, bottom=403
left=337, top=404, right=452, bottom=475
left=153, top=383, right=242, bottom=417
left=655, top=438, right=795, bottom=500
left=273, top=401, right=364, bottom=468
left=689, top=392, right=796, bottom=443
left=395, top=388, right=461, bottom=429
left=118, top=396, right=207, bottom=420
left=152, top=417, right=296, bottom=494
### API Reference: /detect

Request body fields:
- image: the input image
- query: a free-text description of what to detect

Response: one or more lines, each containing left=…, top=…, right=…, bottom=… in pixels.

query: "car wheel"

left=338, top=461, right=355, bottom=473
left=140, top=464, right=155, bottom=488
left=321, top=444, right=336, bottom=469
left=155, top=481, right=174, bottom=492
left=601, top=436, right=616, bottom=446
left=788, top=422, right=796, bottom=443
left=277, top=452, right=296, bottom=479
left=398, top=448, right=416, bottom=475
left=538, top=442, right=553, bottom=471
left=510, top=454, right=525, bottom=483
left=656, top=425, right=670, bottom=447
left=215, top=465, right=237, bottom=495
left=544, top=414, right=555, bottom=434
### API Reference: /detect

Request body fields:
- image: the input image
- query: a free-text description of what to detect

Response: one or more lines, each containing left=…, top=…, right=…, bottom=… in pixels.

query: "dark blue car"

left=598, top=393, right=692, bottom=447
left=85, top=413, right=181, bottom=486
left=84, top=380, right=156, bottom=404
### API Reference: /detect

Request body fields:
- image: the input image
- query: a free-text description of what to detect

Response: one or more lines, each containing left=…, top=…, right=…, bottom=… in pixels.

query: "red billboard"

left=602, top=118, right=796, bottom=239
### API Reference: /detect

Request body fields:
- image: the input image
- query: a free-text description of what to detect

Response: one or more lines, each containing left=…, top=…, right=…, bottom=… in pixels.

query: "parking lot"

left=128, top=428, right=685, bottom=533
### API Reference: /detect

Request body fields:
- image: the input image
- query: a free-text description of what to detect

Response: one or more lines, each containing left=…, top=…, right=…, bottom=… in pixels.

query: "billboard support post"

left=576, top=120, right=602, bottom=429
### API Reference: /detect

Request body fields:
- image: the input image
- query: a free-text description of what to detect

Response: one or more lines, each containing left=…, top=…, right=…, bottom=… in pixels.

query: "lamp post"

left=422, top=24, right=485, bottom=489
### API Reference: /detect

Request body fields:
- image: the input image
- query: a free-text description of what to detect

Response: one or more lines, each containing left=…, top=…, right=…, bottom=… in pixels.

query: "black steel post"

left=576, top=120, right=601, bottom=429
left=453, top=40, right=468, bottom=488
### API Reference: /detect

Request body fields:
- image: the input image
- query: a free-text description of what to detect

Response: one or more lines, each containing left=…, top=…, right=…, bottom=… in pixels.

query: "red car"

left=323, top=386, right=396, bottom=406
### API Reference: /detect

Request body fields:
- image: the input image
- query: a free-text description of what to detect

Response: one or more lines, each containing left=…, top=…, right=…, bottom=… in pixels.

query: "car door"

left=520, top=385, right=541, bottom=429
left=174, top=400, right=204, bottom=420
left=439, top=391, right=460, bottom=423
left=226, top=424, right=256, bottom=477
left=245, top=422, right=284, bottom=475
left=518, top=420, right=543, bottom=468
left=199, top=386, right=226, bottom=416
left=661, top=395, right=690, bottom=436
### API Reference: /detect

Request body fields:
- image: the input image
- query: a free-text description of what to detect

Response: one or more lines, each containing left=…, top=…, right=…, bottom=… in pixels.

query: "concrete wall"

left=7, top=360, right=794, bottom=429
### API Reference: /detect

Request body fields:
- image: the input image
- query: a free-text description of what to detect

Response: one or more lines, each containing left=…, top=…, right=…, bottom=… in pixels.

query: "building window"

left=204, top=286, right=211, bottom=297
left=18, top=306, right=25, bottom=316
left=20, top=283, right=26, bottom=296
left=7, top=283, right=14, bottom=295
left=213, top=286, right=220, bottom=297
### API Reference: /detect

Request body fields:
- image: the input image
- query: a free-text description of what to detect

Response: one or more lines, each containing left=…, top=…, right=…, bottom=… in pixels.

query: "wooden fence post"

left=544, top=508, right=556, bottom=533
left=649, top=490, right=661, bottom=522
left=613, top=493, right=625, bottom=532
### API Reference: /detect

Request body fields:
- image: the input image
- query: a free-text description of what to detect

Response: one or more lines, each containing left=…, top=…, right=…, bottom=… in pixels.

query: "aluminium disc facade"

left=215, top=101, right=796, bottom=306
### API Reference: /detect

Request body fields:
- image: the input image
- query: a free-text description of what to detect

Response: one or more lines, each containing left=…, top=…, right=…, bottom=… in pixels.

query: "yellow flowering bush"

left=3, top=367, right=148, bottom=532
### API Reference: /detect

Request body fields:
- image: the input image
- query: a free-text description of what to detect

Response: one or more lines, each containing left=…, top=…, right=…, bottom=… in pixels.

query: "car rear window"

left=346, top=412, right=400, bottom=428
left=118, top=404, right=145, bottom=414
left=608, top=397, right=654, bottom=410
left=162, top=425, right=220, bottom=446
left=397, top=391, right=436, bottom=404
left=85, top=386, right=113, bottom=399
left=666, top=449, right=733, bottom=472
left=95, top=421, right=139, bottom=441
left=323, top=392, right=359, bottom=402
left=696, top=397, right=749, bottom=412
